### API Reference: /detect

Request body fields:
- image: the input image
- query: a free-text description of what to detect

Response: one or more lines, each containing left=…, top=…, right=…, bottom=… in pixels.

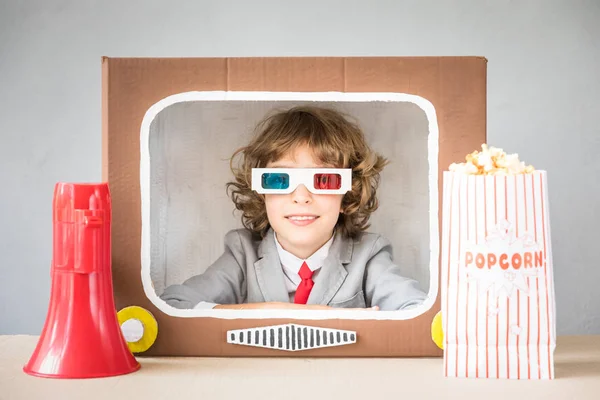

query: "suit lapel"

left=254, top=229, right=290, bottom=303
left=307, top=230, right=353, bottom=306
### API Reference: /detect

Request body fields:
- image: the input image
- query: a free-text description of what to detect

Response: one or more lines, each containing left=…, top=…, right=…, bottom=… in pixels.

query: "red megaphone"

left=23, top=182, right=140, bottom=378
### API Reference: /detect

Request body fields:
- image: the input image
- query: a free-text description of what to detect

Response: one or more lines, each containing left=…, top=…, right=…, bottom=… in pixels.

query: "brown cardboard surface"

left=102, top=56, right=487, bottom=357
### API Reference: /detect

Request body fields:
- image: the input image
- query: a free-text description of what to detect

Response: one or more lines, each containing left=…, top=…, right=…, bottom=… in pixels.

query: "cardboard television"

left=103, top=56, right=488, bottom=358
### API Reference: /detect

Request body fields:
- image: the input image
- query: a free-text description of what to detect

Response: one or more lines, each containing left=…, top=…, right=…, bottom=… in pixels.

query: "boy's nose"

left=292, top=184, right=313, bottom=204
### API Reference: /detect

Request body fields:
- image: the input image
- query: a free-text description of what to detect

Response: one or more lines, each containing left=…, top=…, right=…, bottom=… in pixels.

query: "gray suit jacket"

left=159, top=228, right=427, bottom=311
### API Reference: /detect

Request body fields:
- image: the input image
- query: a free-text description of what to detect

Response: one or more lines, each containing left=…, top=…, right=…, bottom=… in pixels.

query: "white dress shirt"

left=193, top=232, right=335, bottom=309
left=275, top=232, right=334, bottom=302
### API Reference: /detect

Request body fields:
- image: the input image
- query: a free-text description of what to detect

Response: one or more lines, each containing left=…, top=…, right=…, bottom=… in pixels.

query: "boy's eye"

left=314, top=174, right=342, bottom=190
left=261, top=173, right=289, bottom=189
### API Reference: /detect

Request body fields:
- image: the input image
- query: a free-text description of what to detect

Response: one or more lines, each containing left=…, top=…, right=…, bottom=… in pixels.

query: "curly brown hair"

left=225, top=105, right=389, bottom=239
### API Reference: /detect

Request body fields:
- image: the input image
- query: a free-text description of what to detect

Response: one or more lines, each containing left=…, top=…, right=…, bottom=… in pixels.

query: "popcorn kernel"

left=449, top=144, right=534, bottom=175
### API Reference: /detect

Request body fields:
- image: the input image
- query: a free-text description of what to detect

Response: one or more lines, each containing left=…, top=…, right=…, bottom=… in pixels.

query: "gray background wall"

left=1, top=0, right=598, bottom=335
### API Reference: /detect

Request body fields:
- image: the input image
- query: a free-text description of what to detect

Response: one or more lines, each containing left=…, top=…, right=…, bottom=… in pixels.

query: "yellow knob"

left=431, top=310, right=444, bottom=350
left=117, top=306, right=158, bottom=353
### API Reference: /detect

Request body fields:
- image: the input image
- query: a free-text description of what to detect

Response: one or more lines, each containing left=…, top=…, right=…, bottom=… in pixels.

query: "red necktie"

left=294, top=261, right=314, bottom=304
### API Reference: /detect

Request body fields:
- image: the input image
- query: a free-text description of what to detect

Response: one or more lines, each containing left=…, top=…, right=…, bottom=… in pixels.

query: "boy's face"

left=264, top=144, right=344, bottom=259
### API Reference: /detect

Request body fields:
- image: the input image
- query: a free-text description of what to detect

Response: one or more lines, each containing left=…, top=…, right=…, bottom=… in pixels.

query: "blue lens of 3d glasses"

left=261, top=173, right=290, bottom=189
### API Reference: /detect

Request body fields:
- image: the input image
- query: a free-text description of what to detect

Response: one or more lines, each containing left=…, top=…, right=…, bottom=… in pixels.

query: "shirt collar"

left=274, top=231, right=335, bottom=273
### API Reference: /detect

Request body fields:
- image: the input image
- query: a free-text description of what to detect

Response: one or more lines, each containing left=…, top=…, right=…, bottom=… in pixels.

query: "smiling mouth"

left=285, top=215, right=319, bottom=221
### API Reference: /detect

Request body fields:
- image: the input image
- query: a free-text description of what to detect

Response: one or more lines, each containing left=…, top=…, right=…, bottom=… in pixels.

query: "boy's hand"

left=215, top=302, right=379, bottom=311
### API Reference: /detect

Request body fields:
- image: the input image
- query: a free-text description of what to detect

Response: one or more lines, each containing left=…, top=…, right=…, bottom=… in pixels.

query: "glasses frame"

left=251, top=168, right=352, bottom=195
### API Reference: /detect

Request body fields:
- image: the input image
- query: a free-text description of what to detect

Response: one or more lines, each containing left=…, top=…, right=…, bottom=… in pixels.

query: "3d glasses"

left=251, top=168, right=352, bottom=195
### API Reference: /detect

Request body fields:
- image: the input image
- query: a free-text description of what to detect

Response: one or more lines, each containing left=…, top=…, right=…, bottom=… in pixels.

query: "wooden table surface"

left=1, top=335, right=599, bottom=399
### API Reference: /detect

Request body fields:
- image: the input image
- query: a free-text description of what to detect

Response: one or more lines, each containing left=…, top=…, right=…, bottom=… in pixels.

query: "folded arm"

left=364, top=236, right=428, bottom=311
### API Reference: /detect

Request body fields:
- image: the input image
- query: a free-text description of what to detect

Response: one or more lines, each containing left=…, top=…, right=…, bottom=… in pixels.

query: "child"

left=159, top=105, right=427, bottom=311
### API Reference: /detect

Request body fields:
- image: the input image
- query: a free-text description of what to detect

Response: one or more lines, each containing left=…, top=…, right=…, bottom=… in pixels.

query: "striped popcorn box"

left=441, top=170, right=556, bottom=379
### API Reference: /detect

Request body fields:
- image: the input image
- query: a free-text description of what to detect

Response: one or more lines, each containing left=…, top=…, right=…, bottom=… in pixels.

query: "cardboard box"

left=102, top=56, right=487, bottom=357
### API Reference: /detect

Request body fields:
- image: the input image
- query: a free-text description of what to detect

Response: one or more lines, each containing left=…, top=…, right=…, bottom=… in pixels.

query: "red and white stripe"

left=441, top=171, right=556, bottom=379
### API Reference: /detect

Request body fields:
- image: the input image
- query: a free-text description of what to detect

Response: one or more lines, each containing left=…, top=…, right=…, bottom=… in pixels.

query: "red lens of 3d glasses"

left=313, top=173, right=342, bottom=190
